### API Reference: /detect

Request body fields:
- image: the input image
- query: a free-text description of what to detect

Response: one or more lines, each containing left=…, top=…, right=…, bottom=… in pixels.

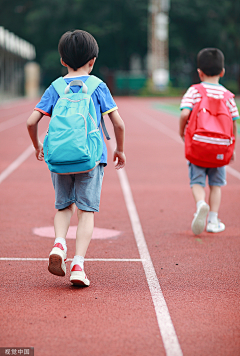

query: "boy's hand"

left=113, top=150, right=126, bottom=169
left=180, top=132, right=185, bottom=142
left=230, top=150, right=236, bottom=162
left=179, top=109, right=191, bottom=142
left=108, top=110, right=125, bottom=169
left=35, top=141, right=44, bottom=161
left=27, top=110, right=44, bottom=161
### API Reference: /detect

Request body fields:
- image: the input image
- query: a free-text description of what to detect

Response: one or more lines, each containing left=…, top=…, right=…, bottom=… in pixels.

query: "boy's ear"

left=60, top=58, right=67, bottom=67
left=89, top=57, right=96, bottom=67
left=197, top=68, right=204, bottom=80
left=88, top=57, right=96, bottom=74
left=219, top=68, right=225, bottom=77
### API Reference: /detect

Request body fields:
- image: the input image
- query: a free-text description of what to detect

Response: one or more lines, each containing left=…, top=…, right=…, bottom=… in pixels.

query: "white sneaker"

left=206, top=220, right=225, bottom=233
left=48, top=243, right=67, bottom=276
left=70, top=264, right=90, bottom=286
left=191, top=202, right=210, bottom=235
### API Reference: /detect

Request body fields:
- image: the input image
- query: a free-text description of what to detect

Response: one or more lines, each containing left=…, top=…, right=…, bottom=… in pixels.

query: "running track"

left=0, top=97, right=240, bottom=356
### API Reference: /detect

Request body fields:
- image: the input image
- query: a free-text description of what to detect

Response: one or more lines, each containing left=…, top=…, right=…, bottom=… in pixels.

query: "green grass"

left=233, top=98, right=240, bottom=134
left=235, top=98, right=240, bottom=112
left=151, top=99, right=240, bottom=135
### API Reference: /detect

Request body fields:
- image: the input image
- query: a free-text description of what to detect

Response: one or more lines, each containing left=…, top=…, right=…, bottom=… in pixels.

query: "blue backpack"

left=43, top=75, right=110, bottom=174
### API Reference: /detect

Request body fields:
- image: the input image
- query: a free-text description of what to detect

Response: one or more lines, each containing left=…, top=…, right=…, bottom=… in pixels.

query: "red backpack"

left=185, top=84, right=235, bottom=167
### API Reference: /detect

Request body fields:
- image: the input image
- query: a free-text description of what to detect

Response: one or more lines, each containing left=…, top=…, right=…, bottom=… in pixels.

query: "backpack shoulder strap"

left=193, top=83, right=234, bottom=102
left=51, top=77, right=69, bottom=96
left=223, top=88, right=234, bottom=101
left=192, top=83, right=207, bottom=96
left=85, top=75, right=103, bottom=95
left=85, top=75, right=111, bottom=140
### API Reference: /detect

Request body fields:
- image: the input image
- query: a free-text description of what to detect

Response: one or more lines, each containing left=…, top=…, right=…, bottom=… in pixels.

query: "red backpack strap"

left=191, top=83, right=207, bottom=97
left=223, top=88, right=234, bottom=101
left=193, top=83, right=234, bottom=102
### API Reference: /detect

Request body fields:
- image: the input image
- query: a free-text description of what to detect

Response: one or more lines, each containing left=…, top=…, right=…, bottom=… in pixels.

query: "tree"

left=169, top=0, right=240, bottom=92
left=0, top=0, right=148, bottom=87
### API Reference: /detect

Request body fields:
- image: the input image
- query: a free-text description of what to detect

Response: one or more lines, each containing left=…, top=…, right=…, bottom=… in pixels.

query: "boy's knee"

left=77, top=209, right=94, bottom=218
left=209, top=185, right=221, bottom=191
left=59, top=203, right=76, bottom=215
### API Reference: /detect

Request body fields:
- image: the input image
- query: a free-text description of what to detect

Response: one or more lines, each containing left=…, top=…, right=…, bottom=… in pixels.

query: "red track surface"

left=0, top=97, right=240, bottom=356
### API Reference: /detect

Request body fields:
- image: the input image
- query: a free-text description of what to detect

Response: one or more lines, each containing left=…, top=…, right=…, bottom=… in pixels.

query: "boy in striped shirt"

left=179, top=48, right=239, bottom=235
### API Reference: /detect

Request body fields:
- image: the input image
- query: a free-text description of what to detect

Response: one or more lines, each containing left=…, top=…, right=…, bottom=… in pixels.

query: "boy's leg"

left=191, top=184, right=209, bottom=235
left=69, top=165, right=104, bottom=286
left=188, top=163, right=210, bottom=235
left=206, top=167, right=226, bottom=233
left=208, top=185, right=221, bottom=213
left=69, top=209, right=93, bottom=286
left=48, top=204, right=75, bottom=276
left=54, top=203, right=76, bottom=238
left=207, top=185, right=225, bottom=233
left=191, top=184, right=205, bottom=203
left=76, top=209, right=94, bottom=257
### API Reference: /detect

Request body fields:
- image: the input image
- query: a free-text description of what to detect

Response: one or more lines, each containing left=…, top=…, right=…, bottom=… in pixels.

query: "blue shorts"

left=188, top=162, right=226, bottom=188
left=51, top=164, right=104, bottom=212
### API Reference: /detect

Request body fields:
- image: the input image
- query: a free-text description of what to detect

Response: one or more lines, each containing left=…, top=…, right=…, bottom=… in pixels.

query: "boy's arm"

left=231, top=120, right=238, bottom=161
left=108, top=110, right=126, bottom=169
left=26, top=110, right=44, bottom=161
left=179, top=109, right=191, bottom=141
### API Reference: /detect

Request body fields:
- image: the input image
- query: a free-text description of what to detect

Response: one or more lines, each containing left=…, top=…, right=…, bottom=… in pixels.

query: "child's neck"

left=64, top=65, right=91, bottom=78
left=201, top=75, right=220, bottom=85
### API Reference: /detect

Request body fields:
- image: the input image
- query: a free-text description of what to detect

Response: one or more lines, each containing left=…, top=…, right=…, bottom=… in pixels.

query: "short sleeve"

left=180, top=86, right=201, bottom=111
left=226, top=97, right=240, bottom=120
left=94, top=82, right=118, bottom=115
left=34, top=85, right=59, bottom=117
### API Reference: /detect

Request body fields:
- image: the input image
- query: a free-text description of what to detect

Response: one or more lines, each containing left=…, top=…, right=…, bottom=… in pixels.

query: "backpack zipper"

left=58, top=97, right=89, bottom=103
left=193, top=134, right=232, bottom=146
left=88, top=113, right=98, bottom=130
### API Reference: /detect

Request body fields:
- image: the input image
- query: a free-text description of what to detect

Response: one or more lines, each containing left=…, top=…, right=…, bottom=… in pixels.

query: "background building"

left=0, top=26, right=37, bottom=101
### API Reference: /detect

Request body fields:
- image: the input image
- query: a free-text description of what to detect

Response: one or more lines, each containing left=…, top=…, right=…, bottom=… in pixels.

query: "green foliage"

left=1, top=0, right=240, bottom=93
left=140, top=79, right=185, bottom=97
left=169, top=0, right=240, bottom=92
left=0, top=0, right=148, bottom=87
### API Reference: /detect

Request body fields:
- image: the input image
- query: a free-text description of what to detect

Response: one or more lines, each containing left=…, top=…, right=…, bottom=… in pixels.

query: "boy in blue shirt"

left=27, top=30, right=126, bottom=286
left=179, top=48, right=239, bottom=235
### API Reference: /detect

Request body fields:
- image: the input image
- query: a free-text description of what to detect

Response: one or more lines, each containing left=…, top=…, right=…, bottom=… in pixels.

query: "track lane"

left=0, top=97, right=239, bottom=356
left=114, top=97, right=240, bottom=356
left=0, top=99, right=167, bottom=355
left=0, top=99, right=47, bottom=173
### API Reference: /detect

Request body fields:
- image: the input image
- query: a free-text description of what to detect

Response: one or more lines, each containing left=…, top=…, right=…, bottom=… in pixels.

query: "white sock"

left=54, top=237, right=67, bottom=252
left=208, top=211, right=218, bottom=224
left=196, top=200, right=205, bottom=210
left=71, top=255, right=84, bottom=270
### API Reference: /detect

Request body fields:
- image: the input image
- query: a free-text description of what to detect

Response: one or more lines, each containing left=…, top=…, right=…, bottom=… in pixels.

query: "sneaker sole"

left=206, top=225, right=225, bottom=233
left=70, top=272, right=90, bottom=286
left=191, top=204, right=209, bottom=235
left=48, top=254, right=66, bottom=276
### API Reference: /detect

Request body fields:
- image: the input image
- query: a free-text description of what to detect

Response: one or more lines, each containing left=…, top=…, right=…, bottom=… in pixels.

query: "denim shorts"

left=51, top=164, right=104, bottom=212
left=188, top=162, right=226, bottom=188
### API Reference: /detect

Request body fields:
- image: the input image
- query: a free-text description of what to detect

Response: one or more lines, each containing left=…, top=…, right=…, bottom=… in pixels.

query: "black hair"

left=58, top=30, right=99, bottom=71
left=197, top=48, right=224, bottom=76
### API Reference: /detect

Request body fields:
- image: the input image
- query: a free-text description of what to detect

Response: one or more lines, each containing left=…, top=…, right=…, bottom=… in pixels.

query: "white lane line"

left=0, top=145, right=34, bottom=184
left=226, top=165, right=240, bottom=180
left=135, top=111, right=240, bottom=181
left=0, top=258, right=142, bottom=262
left=107, top=133, right=183, bottom=356
left=135, top=112, right=182, bottom=144
left=0, top=112, right=31, bottom=132
left=0, top=132, right=46, bottom=184
left=117, top=168, right=183, bottom=356
left=0, top=99, right=34, bottom=110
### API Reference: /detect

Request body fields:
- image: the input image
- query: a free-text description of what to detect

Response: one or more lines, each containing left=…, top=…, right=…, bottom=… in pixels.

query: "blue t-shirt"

left=35, top=75, right=118, bottom=165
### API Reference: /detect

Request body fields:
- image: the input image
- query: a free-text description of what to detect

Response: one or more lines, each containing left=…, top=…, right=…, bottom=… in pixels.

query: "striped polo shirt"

left=180, top=82, right=239, bottom=120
